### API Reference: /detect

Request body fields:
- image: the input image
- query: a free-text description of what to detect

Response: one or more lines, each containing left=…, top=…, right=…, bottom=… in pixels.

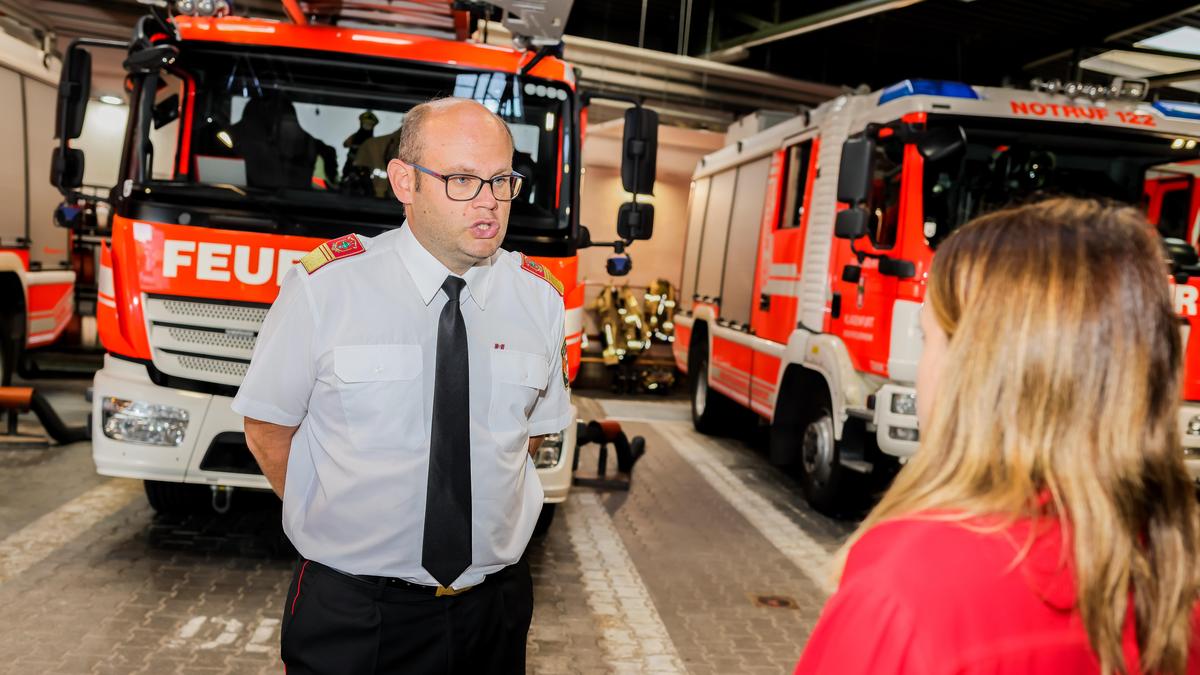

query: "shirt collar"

left=395, top=222, right=492, bottom=310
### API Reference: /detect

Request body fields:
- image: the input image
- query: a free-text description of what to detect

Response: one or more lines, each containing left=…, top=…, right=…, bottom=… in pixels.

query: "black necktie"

left=422, top=276, right=472, bottom=588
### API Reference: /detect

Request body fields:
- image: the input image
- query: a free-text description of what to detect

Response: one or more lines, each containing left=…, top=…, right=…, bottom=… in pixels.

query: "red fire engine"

left=673, top=78, right=1200, bottom=512
left=51, top=0, right=657, bottom=529
left=0, top=28, right=101, bottom=390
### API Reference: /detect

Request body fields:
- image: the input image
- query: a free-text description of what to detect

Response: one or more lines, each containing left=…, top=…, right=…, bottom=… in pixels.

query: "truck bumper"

left=92, top=354, right=577, bottom=500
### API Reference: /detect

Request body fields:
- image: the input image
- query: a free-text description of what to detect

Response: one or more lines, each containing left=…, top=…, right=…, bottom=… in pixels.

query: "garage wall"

left=578, top=120, right=724, bottom=335
left=578, top=163, right=690, bottom=296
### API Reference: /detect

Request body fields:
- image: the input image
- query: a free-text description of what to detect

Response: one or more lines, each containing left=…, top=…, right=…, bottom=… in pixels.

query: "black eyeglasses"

left=410, top=163, right=525, bottom=202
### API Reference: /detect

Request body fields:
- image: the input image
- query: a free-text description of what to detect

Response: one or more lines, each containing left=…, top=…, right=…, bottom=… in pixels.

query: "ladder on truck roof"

left=280, top=0, right=571, bottom=46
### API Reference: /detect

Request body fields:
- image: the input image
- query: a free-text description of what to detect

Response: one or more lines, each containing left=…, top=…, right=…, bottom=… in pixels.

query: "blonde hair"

left=839, top=198, right=1200, bottom=674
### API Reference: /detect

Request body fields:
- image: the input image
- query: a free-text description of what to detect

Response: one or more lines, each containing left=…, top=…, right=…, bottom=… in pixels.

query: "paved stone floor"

left=0, top=379, right=860, bottom=674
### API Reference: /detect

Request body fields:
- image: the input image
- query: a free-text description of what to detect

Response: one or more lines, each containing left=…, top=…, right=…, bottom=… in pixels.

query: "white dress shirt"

left=232, top=223, right=572, bottom=588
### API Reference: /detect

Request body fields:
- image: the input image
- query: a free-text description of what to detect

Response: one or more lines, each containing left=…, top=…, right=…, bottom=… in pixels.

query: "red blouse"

left=795, top=515, right=1200, bottom=675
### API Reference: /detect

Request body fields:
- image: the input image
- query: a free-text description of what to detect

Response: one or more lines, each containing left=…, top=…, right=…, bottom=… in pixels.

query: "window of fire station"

left=127, top=47, right=572, bottom=236
left=778, top=140, right=813, bottom=229
left=867, top=141, right=903, bottom=249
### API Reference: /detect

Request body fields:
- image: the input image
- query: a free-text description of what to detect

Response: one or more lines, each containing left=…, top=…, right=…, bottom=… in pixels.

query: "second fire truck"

left=674, top=77, right=1200, bottom=512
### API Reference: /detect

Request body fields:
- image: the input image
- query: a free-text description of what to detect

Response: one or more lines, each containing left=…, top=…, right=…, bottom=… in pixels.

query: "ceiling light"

left=1135, top=27, right=1200, bottom=57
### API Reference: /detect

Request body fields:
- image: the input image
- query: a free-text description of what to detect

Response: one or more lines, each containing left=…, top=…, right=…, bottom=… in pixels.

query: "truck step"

left=839, top=458, right=873, bottom=474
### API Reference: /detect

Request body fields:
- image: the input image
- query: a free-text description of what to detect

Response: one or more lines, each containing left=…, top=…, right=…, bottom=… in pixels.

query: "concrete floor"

left=0, top=378, right=859, bottom=674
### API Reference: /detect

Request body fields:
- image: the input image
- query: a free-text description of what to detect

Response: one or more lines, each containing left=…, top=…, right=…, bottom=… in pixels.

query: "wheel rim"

left=801, top=413, right=835, bottom=485
left=693, top=360, right=708, bottom=417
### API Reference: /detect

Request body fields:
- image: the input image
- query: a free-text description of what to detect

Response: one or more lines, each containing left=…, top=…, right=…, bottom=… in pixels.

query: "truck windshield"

left=128, top=45, right=573, bottom=243
left=918, top=117, right=1199, bottom=245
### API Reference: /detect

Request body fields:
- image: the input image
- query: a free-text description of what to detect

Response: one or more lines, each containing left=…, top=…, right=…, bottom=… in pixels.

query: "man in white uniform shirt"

left=232, top=97, right=572, bottom=674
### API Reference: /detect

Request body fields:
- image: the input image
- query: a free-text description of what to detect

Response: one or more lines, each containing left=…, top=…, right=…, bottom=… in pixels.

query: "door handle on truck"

left=759, top=293, right=770, bottom=310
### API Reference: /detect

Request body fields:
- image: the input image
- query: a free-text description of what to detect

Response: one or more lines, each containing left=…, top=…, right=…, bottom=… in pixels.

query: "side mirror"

left=917, top=125, right=966, bottom=163
left=1163, top=237, right=1200, bottom=281
left=834, top=208, right=869, bottom=240
left=879, top=256, right=916, bottom=279
left=123, top=44, right=178, bottom=75
left=617, top=202, right=654, bottom=240
left=1164, top=237, right=1199, bottom=268
left=837, top=135, right=875, bottom=205
left=51, top=147, right=85, bottom=193
left=55, top=45, right=92, bottom=141
left=622, top=107, right=658, bottom=195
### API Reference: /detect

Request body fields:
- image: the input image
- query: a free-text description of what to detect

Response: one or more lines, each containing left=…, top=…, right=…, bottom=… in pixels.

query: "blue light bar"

left=878, top=79, right=979, bottom=105
left=1153, top=100, right=1200, bottom=121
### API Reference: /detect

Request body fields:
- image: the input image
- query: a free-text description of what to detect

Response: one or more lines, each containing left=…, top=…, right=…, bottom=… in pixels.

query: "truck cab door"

left=829, top=137, right=928, bottom=380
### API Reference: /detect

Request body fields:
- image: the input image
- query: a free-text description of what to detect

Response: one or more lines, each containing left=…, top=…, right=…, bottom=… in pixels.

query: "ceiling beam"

left=1104, top=2, right=1200, bottom=42
left=708, top=0, right=924, bottom=55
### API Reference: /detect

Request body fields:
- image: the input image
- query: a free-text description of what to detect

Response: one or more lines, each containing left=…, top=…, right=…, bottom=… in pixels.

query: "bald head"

left=396, top=97, right=514, bottom=167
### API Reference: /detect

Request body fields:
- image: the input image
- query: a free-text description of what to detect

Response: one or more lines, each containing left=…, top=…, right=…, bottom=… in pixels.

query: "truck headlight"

left=534, top=432, right=564, bottom=469
left=890, top=392, right=917, bottom=416
left=1188, top=415, right=1200, bottom=437
left=102, top=397, right=188, bottom=446
left=889, top=427, right=919, bottom=442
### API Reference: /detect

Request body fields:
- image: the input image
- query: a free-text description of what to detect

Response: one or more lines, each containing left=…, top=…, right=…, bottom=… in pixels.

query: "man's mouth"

left=470, top=221, right=500, bottom=239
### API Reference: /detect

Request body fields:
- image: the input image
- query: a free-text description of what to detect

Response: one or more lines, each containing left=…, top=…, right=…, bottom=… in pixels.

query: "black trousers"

left=280, top=558, right=533, bottom=674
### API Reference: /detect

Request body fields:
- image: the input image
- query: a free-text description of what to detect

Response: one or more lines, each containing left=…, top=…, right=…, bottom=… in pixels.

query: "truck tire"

left=532, top=503, right=557, bottom=537
left=143, top=480, right=211, bottom=515
left=772, top=382, right=849, bottom=515
left=0, top=305, right=23, bottom=388
left=689, top=339, right=739, bottom=435
left=798, top=406, right=848, bottom=514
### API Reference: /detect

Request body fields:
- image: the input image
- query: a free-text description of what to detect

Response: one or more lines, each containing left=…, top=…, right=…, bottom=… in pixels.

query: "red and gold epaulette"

left=301, top=234, right=365, bottom=274
left=520, top=254, right=564, bottom=296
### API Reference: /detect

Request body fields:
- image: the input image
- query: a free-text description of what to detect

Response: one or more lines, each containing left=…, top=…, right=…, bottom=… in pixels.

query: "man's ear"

left=387, top=159, right=414, bottom=205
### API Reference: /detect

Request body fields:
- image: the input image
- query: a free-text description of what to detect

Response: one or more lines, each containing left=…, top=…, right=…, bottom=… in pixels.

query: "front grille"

left=145, top=295, right=268, bottom=387
left=168, top=351, right=250, bottom=379
left=166, top=325, right=257, bottom=352
left=157, top=298, right=267, bottom=326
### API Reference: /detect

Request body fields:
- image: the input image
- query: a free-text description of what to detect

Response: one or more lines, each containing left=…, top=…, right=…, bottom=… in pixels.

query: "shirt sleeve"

left=794, top=577, right=927, bottom=675
left=527, top=298, right=573, bottom=437
left=231, top=265, right=317, bottom=427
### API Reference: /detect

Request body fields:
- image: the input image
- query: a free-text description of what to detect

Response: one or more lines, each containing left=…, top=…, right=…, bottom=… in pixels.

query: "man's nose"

left=472, top=184, right=499, bottom=209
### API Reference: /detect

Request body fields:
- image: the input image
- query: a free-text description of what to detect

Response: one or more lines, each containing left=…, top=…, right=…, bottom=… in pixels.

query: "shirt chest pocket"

left=333, top=344, right=424, bottom=451
left=488, top=349, right=548, bottom=433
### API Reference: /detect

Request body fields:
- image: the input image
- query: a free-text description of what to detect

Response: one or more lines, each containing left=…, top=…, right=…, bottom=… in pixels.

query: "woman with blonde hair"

left=795, top=198, right=1200, bottom=674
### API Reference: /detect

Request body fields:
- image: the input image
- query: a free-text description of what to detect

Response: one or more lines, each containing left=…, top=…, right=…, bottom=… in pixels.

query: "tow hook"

left=211, top=485, right=233, bottom=514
